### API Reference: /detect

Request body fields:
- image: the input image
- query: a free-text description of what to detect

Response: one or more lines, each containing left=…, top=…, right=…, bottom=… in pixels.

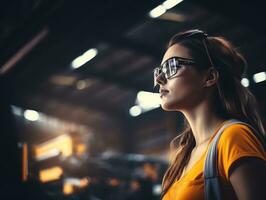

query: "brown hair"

left=161, top=30, right=266, bottom=198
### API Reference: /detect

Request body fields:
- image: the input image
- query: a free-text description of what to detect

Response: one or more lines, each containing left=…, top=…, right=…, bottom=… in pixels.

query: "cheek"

left=176, top=78, right=202, bottom=97
left=161, top=77, right=204, bottom=110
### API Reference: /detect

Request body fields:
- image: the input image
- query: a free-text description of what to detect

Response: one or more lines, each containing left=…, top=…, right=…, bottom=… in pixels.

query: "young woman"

left=154, top=29, right=266, bottom=200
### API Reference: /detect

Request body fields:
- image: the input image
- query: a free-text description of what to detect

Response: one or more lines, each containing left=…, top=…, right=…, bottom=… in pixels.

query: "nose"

left=155, top=73, right=167, bottom=86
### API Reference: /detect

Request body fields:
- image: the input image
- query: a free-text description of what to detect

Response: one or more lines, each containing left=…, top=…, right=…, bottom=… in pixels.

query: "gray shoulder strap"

left=204, top=119, right=266, bottom=200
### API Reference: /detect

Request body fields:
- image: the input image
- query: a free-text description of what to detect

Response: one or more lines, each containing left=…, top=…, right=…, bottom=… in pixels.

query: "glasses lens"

left=153, top=68, right=161, bottom=87
left=167, top=58, right=178, bottom=78
left=162, top=58, right=178, bottom=79
left=153, top=58, right=179, bottom=87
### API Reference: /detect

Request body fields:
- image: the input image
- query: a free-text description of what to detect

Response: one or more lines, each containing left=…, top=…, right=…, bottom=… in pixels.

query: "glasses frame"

left=153, top=56, right=196, bottom=87
left=154, top=29, right=215, bottom=87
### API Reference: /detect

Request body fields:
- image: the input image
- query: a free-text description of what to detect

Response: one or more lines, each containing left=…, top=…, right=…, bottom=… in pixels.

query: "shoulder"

left=217, top=123, right=266, bottom=180
left=218, top=123, right=264, bottom=149
left=221, top=123, right=253, bottom=137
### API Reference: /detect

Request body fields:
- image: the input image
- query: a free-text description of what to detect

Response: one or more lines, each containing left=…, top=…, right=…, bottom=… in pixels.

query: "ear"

left=203, top=67, right=219, bottom=87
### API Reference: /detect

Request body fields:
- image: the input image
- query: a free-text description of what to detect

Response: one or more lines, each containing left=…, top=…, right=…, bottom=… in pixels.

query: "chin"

left=161, top=97, right=186, bottom=111
left=161, top=102, right=179, bottom=111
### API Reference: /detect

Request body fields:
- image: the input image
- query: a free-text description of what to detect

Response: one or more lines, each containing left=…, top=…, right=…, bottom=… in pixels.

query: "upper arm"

left=229, top=157, right=266, bottom=200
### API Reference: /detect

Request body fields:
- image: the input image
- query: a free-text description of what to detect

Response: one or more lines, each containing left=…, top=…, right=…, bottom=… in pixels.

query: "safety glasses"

left=153, top=29, right=215, bottom=87
left=153, top=56, right=196, bottom=87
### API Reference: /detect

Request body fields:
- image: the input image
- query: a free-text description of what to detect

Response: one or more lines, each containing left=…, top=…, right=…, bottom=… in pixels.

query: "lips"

left=160, top=89, right=169, bottom=98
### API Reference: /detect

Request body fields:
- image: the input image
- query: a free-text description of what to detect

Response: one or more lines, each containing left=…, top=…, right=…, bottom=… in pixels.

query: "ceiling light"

left=149, top=5, right=166, bottom=18
left=50, top=75, right=77, bottom=86
left=137, top=91, right=161, bottom=110
left=241, top=78, right=249, bottom=87
left=253, top=72, right=266, bottom=83
left=71, top=48, right=98, bottom=69
left=24, top=110, right=40, bottom=121
left=162, top=0, right=183, bottom=9
left=76, top=79, right=91, bottom=90
left=11, top=105, right=23, bottom=116
left=159, top=12, right=186, bottom=22
left=129, top=105, right=142, bottom=117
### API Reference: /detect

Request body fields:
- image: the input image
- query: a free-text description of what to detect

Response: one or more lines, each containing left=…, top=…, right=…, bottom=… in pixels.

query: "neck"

left=182, top=100, right=227, bottom=146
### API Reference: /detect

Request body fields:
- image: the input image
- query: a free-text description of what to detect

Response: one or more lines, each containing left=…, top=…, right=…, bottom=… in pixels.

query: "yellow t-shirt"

left=162, top=123, right=266, bottom=200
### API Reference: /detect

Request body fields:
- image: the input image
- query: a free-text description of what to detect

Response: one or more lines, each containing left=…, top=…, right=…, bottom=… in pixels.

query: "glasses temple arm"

left=202, top=39, right=215, bottom=68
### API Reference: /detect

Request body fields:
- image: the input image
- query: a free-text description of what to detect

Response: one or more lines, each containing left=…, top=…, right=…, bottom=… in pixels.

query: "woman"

left=154, top=29, right=266, bottom=200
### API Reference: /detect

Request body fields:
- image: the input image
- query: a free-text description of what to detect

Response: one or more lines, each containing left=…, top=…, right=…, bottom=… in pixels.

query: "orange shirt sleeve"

left=217, top=124, right=266, bottom=181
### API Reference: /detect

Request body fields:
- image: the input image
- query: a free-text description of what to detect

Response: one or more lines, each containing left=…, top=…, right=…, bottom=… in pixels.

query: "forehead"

left=161, top=43, right=192, bottom=65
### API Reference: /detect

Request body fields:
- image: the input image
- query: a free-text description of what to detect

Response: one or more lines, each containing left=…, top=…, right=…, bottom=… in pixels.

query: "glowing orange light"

left=39, top=166, right=63, bottom=182
left=79, top=177, right=89, bottom=187
left=34, top=135, right=73, bottom=160
left=63, top=177, right=89, bottom=195
left=22, top=143, right=28, bottom=181
left=76, top=143, right=86, bottom=155
left=108, top=178, right=120, bottom=187
left=63, top=183, right=74, bottom=195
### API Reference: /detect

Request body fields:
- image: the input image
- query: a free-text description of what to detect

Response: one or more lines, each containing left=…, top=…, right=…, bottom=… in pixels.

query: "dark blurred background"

left=0, top=0, right=266, bottom=199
